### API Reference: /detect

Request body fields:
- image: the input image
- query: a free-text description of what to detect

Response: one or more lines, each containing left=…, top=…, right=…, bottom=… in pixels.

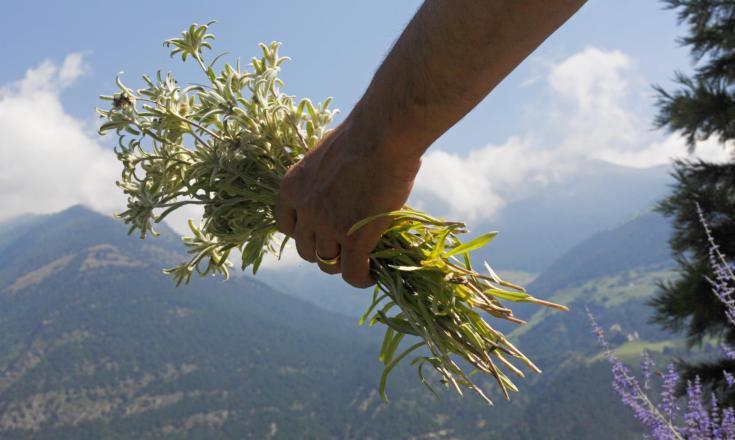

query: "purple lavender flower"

left=660, top=364, right=680, bottom=420
left=710, top=394, right=722, bottom=440
left=587, top=308, right=682, bottom=439
left=698, top=204, right=735, bottom=326
left=724, top=371, right=735, bottom=388
left=590, top=205, right=735, bottom=439
left=642, top=350, right=654, bottom=390
left=683, top=377, right=711, bottom=438
left=720, top=408, right=735, bottom=439
left=721, top=342, right=735, bottom=388
left=722, top=344, right=735, bottom=361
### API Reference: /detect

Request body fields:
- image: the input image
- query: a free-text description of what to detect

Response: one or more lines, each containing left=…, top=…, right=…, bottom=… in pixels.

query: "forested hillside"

left=0, top=206, right=682, bottom=439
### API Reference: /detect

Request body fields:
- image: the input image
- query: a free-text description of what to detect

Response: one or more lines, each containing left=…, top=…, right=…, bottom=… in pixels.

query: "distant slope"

left=507, top=212, right=682, bottom=375
left=495, top=212, right=689, bottom=440
left=260, top=161, right=672, bottom=319
left=0, top=207, right=469, bottom=439
left=476, top=160, right=671, bottom=272
left=0, top=213, right=47, bottom=254
left=527, top=211, right=674, bottom=296
left=0, top=206, right=674, bottom=439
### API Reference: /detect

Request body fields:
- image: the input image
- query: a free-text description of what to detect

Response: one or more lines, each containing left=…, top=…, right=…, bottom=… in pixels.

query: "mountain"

left=0, top=206, right=685, bottom=439
left=490, top=212, right=687, bottom=439
left=0, top=206, right=527, bottom=439
left=258, top=160, right=673, bottom=318
left=509, top=211, right=680, bottom=369
left=526, top=210, right=674, bottom=299
left=0, top=207, right=459, bottom=439
left=0, top=213, right=47, bottom=254
left=476, top=160, right=672, bottom=272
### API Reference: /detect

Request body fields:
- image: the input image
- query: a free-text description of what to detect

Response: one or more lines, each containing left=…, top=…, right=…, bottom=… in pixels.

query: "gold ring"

left=316, top=252, right=340, bottom=266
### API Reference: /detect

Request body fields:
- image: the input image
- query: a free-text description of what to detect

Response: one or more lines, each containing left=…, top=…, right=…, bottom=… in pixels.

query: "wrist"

left=343, top=102, right=424, bottom=175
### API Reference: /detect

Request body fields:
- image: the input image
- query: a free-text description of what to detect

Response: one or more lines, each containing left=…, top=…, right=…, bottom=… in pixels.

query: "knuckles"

left=341, top=271, right=374, bottom=289
left=296, top=247, right=316, bottom=263
left=295, top=238, right=316, bottom=263
left=274, top=216, right=293, bottom=236
left=317, top=263, right=341, bottom=276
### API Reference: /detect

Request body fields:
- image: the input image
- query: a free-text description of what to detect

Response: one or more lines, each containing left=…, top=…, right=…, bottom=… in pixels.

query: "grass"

left=510, top=268, right=676, bottom=341
left=586, top=339, right=684, bottom=364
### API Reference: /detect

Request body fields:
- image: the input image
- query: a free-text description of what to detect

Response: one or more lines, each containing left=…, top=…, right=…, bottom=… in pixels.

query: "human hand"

left=275, top=119, right=421, bottom=288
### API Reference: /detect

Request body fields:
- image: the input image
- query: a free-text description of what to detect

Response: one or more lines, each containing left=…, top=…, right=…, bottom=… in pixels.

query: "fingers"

left=340, top=227, right=381, bottom=288
left=339, top=218, right=394, bottom=288
left=289, top=218, right=380, bottom=287
left=341, top=244, right=374, bottom=288
left=316, top=238, right=341, bottom=275
left=294, top=221, right=317, bottom=263
left=281, top=193, right=381, bottom=287
left=274, top=194, right=296, bottom=237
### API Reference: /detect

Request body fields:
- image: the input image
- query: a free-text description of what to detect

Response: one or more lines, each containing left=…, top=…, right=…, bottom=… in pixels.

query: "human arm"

left=275, top=0, right=587, bottom=287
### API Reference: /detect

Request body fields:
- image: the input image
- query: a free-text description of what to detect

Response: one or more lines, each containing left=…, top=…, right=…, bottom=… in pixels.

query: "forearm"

left=348, top=0, right=587, bottom=161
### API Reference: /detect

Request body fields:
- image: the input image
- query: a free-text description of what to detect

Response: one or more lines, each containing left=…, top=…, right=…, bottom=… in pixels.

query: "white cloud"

left=160, top=204, right=205, bottom=236
left=549, top=47, right=641, bottom=152
left=257, top=237, right=306, bottom=270
left=59, top=53, right=89, bottom=87
left=2, top=47, right=730, bottom=274
left=412, top=136, right=571, bottom=221
left=595, top=133, right=732, bottom=168
left=0, top=53, right=308, bottom=271
left=549, top=47, right=632, bottom=110
left=0, top=54, right=125, bottom=221
left=412, top=46, right=730, bottom=221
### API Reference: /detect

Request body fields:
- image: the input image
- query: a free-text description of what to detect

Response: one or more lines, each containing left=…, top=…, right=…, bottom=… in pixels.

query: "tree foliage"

left=650, top=0, right=735, bottom=401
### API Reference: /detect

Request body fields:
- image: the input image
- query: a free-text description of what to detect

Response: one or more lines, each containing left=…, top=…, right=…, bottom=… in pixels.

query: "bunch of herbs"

left=98, top=22, right=567, bottom=405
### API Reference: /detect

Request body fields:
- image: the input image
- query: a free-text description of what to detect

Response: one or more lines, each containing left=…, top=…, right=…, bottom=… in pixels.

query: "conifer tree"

left=649, top=0, right=735, bottom=400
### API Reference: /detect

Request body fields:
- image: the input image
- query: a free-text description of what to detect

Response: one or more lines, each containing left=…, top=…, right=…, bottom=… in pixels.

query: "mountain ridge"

left=258, top=160, right=673, bottom=317
left=476, top=160, right=672, bottom=272
left=527, top=210, right=674, bottom=296
left=0, top=205, right=675, bottom=439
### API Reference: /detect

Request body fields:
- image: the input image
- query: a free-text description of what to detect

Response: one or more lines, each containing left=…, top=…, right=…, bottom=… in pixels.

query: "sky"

left=0, top=0, right=730, bottom=236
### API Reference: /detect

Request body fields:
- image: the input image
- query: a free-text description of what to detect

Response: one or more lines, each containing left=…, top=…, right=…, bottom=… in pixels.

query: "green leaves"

left=100, top=22, right=568, bottom=408
left=165, top=21, right=216, bottom=68
left=483, top=287, right=531, bottom=302
left=378, top=342, right=424, bottom=402
left=442, top=231, right=498, bottom=258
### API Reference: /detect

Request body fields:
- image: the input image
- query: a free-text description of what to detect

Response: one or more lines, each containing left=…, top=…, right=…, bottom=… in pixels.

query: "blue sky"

left=0, top=0, right=688, bottom=141
left=0, top=0, right=729, bottom=228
